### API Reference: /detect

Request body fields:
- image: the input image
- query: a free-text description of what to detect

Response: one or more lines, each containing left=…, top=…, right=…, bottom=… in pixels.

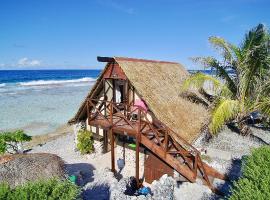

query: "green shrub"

left=77, top=129, right=94, bottom=154
left=228, top=146, right=270, bottom=200
left=0, top=130, right=32, bottom=154
left=0, top=183, right=10, bottom=200
left=0, top=178, right=80, bottom=200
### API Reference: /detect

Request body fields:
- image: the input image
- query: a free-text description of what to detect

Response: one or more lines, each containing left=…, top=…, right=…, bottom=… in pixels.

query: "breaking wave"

left=0, top=83, right=6, bottom=87
left=19, top=77, right=96, bottom=86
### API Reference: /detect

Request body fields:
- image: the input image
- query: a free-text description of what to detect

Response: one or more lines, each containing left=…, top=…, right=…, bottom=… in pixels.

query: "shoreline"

left=25, top=124, right=73, bottom=149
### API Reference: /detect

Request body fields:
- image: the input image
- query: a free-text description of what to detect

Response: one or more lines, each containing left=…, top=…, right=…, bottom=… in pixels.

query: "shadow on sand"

left=209, top=158, right=243, bottom=199
left=65, top=163, right=96, bottom=184
left=82, top=184, right=110, bottom=200
left=228, top=123, right=269, bottom=145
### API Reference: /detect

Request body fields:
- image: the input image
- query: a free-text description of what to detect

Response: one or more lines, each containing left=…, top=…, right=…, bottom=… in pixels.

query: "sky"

left=0, top=0, right=270, bottom=70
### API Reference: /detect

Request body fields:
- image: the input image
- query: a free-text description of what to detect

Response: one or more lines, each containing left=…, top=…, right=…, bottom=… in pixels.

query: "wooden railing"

left=86, top=98, right=225, bottom=192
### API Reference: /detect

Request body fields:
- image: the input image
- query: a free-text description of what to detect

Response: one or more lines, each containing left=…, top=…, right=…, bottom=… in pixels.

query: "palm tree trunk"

left=237, top=116, right=252, bottom=136
left=239, top=121, right=252, bottom=135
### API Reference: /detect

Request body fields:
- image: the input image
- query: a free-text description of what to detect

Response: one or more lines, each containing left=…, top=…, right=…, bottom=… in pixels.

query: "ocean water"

left=0, top=70, right=100, bottom=135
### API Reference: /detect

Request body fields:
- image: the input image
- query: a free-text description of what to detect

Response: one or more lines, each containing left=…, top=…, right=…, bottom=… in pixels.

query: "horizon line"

left=0, top=68, right=209, bottom=71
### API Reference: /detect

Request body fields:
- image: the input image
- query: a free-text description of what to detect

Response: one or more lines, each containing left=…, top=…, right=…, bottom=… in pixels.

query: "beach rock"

left=174, top=182, right=212, bottom=200
left=110, top=177, right=137, bottom=200
left=83, top=169, right=151, bottom=200
left=0, top=153, right=66, bottom=187
left=151, top=174, right=175, bottom=200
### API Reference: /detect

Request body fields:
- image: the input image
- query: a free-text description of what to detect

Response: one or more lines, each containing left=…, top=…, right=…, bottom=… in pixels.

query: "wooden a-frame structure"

left=69, top=56, right=226, bottom=192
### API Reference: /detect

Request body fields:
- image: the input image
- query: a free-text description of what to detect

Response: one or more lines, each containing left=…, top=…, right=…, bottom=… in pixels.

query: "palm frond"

left=210, top=99, right=240, bottom=134
left=238, top=24, right=270, bottom=99
left=181, top=72, right=222, bottom=92
left=190, top=56, right=216, bottom=68
left=190, top=56, right=237, bottom=95
left=256, top=97, right=270, bottom=117
left=182, top=72, right=234, bottom=99
left=209, top=36, right=234, bottom=65
left=241, top=24, right=268, bottom=52
left=260, top=80, right=270, bottom=96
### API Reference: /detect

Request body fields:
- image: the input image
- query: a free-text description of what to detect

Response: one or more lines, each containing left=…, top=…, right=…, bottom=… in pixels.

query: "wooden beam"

left=103, top=79, right=107, bottom=116
left=164, top=131, right=168, bottom=153
left=136, top=135, right=140, bottom=187
left=124, top=80, right=129, bottom=115
left=87, top=101, right=90, bottom=125
left=112, top=79, right=116, bottom=104
left=104, top=130, right=108, bottom=153
left=135, top=110, right=141, bottom=187
left=110, top=129, right=115, bottom=173
left=97, top=56, right=115, bottom=62
left=199, top=161, right=227, bottom=180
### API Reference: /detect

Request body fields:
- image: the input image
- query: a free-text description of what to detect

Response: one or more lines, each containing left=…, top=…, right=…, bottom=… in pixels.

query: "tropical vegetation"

left=182, top=24, right=270, bottom=135
left=0, top=130, right=32, bottom=154
left=0, top=178, right=80, bottom=200
left=76, top=129, right=94, bottom=154
left=228, top=146, right=270, bottom=199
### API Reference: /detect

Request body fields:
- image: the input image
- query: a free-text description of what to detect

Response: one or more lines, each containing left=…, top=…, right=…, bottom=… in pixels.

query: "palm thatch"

left=69, top=57, right=209, bottom=143
left=0, top=153, right=66, bottom=187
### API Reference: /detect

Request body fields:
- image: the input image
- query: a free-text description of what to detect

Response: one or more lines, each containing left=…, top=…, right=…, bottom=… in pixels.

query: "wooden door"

left=144, top=152, right=174, bottom=183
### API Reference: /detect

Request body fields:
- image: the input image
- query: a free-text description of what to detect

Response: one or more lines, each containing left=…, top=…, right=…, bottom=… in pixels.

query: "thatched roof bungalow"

left=69, top=57, right=223, bottom=191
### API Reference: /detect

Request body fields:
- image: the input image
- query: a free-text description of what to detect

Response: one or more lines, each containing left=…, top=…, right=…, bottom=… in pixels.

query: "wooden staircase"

left=87, top=99, right=226, bottom=192
left=137, top=109, right=226, bottom=192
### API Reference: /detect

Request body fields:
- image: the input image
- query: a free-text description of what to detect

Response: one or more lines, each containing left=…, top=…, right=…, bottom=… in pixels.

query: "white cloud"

left=17, top=57, right=41, bottom=67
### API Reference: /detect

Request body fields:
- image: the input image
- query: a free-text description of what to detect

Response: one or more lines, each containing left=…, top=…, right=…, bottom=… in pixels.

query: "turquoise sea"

left=0, top=70, right=100, bottom=135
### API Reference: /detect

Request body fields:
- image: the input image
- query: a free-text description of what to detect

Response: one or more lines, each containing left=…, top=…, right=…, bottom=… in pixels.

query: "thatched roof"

left=69, top=57, right=209, bottom=143
left=0, top=153, right=66, bottom=187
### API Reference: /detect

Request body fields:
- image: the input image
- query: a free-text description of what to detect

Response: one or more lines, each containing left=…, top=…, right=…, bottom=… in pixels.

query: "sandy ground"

left=29, top=126, right=270, bottom=200
left=30, top=132, right=145, bottom=184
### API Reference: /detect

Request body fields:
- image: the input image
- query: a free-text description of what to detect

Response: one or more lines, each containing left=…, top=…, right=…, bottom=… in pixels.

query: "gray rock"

left=151, top=174, right=175, bottom=200
left=0, top=153, right=66, bottom=187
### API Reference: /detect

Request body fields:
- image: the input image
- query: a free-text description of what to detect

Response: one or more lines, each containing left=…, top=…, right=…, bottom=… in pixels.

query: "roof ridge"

left=114, top=56, right=179, bottom=64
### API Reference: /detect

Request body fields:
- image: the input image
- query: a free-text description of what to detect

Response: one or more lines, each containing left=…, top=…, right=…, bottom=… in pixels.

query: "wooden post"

left=103, top=79, right=107, bottom=116
left=112, top=79, right=116, bottom=103
left=110, top=102, right=113, bottom=125
left=125, top=80, right=130, bottom=112
left=109, top=101, right=115, bottom=172
left=104, top=130, right=108, bottom=153
left=132, top=86, right=135, bottom=105
left=87, top=100, right=90, bottom=125
left=164, top=130, right=168, bottom=157
left=135, top=109, right=141, bottom=187
left=110, top=128, right=115, bottom=173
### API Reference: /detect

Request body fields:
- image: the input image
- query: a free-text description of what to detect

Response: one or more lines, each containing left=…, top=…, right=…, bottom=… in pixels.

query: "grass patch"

left=0, top=178, right=80, bottom=200
left=228, top=146, right=270, bottom=200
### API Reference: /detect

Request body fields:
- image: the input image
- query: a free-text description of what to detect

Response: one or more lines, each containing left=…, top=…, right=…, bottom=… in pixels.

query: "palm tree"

left=182, top=24, right=270, bottom=135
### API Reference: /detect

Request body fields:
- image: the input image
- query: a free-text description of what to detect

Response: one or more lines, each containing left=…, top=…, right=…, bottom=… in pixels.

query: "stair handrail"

left=87, top=98, right=217, bottom=191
